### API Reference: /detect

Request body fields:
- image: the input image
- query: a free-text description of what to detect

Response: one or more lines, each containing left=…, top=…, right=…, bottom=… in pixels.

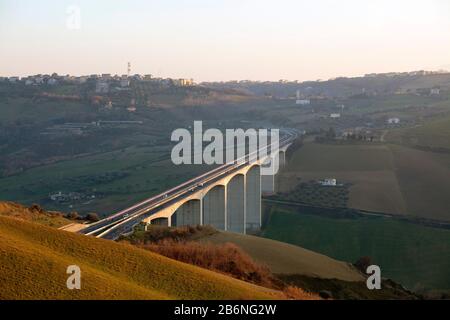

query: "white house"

left=387, top=117, right=400, bottom=124
left=320, top=178, right=337, bottom=186
left=96, top=81, right=109, bottom=93
left=120, top=79, right=130, bottom=87
left=330, top=113, right=341, bottom=119
left=296, top=99, right=311, bottom=106
left=430, top=88, right=440, bottom=95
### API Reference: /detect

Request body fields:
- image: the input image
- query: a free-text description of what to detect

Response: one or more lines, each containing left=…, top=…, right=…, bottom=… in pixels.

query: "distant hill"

left=203, top=72, right=450, bottom=98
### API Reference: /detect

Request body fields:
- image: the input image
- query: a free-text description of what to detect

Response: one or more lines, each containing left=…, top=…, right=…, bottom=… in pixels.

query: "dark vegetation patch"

left=278, top=274, right=419, bottom=300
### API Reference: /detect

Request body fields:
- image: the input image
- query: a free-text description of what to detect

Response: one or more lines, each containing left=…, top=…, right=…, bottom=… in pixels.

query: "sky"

left=1, top=0, right=450, bottom=82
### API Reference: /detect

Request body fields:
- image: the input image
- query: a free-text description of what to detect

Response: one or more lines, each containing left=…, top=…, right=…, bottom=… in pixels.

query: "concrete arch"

left=226, top=173, right=245, bottom=233
left=202, top=185, right=226, bottom=230
left=172, top=199, right=202, bottom=227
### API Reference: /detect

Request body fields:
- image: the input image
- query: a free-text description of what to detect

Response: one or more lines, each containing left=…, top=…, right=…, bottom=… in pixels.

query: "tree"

left=325, top=127, right=336, bottom=139
left=85, top=213, right=100, bottom=222
left=66, top=212, right=79, bottom=220
left=29, top=204, right=43, bottom=213
left=354, top=256, right=373, bottom=273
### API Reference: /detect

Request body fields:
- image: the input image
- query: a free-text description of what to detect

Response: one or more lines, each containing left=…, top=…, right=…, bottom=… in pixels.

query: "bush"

left=29, top=204, right=44, bottom=213
left=66, top=212, right=79, bottom=220
left=130, top=225, right=217, bottom=244
left=283, top=286, right=320, bottom=300
left=354, top=256, right=373, bottom=273
left=140, top=240, right=275, bottom=288
left=85, top=213, right=100, bottom=222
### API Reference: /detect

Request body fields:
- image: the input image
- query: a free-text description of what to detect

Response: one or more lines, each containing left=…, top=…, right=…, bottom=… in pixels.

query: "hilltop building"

left=296, top=90, right=310, bottom=105
left=95, top=80, right=109, bottom=94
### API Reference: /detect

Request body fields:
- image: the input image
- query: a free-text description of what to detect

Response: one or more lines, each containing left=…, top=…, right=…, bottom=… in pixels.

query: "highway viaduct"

left=142, top=147, right=288, bottom=234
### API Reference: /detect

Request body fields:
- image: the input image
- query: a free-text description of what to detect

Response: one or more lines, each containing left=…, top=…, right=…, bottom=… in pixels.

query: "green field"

left=0, top=145, right=208, bottom=216
left=262, top=207, right=450, bottom=293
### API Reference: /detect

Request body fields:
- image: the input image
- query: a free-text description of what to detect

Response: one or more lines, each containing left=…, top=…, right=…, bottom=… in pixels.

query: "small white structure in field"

left=330, top=113, right=341, bottom=119
left=430, top=88, right=440, bottom=95
left=297, top=99, right=311, bottom=105
left=387, top=117, right=400, bottom=124
left=320, top=178, right=337, bottom=186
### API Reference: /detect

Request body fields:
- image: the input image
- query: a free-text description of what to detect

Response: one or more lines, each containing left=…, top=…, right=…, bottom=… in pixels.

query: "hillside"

left=387, top=115, right=450, bottom=151
left=0, top=202, right=72, bottom=228
left=196, top=231, right=363, bottom=282
left=0, top=215, right=285, bottom=300
left=125, top=226, right=418, bottom=299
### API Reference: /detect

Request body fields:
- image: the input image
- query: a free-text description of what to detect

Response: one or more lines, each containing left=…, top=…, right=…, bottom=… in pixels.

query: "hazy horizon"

left=1, top=0, right=450, bottom=82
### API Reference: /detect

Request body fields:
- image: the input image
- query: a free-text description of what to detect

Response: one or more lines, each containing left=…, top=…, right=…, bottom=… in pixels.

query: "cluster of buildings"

left=42, top=120, right=144, bottom=136
left=0, top=73, right=196, bottom=92
left=49, top=191, right=94, bottom=202
left=364, top=70, right=449, bottom=78
left=94, top=74, right=195, bottom=94
left=0, top=74, right=90, bottom=86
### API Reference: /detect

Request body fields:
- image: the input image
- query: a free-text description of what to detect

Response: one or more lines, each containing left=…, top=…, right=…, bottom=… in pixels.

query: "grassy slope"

left=262, top=207, right=450, bottom=292
left=388, top=115, right=450, bottom=150
left=0, top=215, right=280, bottom=300
left=0, top=202, right=71, bottom=228
left=197, top=231, right=364, bottom=282
left=390, top=145, right=450, bottom=221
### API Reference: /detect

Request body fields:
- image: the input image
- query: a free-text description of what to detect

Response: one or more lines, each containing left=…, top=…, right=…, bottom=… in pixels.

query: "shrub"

left=283, top=286, right=320, bottom=300
left=66, top=212, right=79, bottom=220
left=354, top=256, right=373, bottom=273
left=29, top=204, right=43, bottom=213
left=140, top=240, right=275, bottom=288
left=85, top=213, right=100, bottom=222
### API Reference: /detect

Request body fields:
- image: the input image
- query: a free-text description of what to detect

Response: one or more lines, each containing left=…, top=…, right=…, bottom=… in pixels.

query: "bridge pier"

left=279, top=150, right=286, bottom=168
left=245, top=165, right=261, bottom=232
left=226, top=174, right=246, bottom=233
left=203, top=185, right=226, bottom=230
left=261, top=156, right=275, bottom=194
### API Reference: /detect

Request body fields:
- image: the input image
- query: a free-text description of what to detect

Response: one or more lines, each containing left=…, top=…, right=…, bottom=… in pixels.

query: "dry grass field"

left=277, top=143, right=407, bottom=215
left=277, top=141, right=450, bottom=221
left=387, top=115, right=450, bottom=150
left=389, top=145, right=450, bottom=221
